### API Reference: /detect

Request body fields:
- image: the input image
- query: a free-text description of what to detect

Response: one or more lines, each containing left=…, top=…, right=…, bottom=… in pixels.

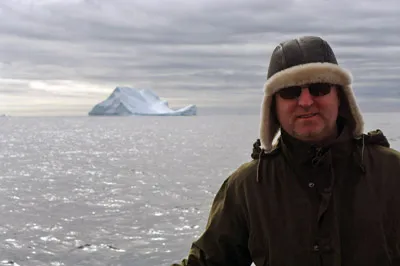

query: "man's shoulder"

left=363, top=129, right=400, bottom=164
left=368, top=143, right=400, bottom=162
left=226, top=140, right=283, bottom=187
left=226, top=152, right=281, bottom=186
left=227, top=160, right=258, bottom=184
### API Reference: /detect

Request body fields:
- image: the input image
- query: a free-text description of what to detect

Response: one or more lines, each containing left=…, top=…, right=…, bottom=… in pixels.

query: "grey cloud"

left=1, top=0, right=400, bottom=115
left=0, top=88, right=27, bottom=95
left=0, top=83, right=101, bottom=99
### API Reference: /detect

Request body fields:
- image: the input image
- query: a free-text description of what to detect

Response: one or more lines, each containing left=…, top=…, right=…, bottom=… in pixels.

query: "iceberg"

left=88, top=87, right=197, bottom=116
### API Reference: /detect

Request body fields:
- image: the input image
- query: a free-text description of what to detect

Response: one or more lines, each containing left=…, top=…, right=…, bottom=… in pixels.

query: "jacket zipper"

left=311, top=147, right=324, bottom=167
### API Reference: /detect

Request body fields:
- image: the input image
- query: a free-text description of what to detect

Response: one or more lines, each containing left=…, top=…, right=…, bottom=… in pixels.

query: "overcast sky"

left=1, top=0, right=400, bottom=115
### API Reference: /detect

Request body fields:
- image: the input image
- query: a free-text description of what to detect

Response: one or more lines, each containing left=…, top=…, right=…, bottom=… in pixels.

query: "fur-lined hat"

left=259, top=36, right=364, bottom=151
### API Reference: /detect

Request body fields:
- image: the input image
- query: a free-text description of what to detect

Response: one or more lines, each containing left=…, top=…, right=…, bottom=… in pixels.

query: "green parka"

left=172, top=36, right=400, bottom=266
left=172, top=126, right=400, bottom=266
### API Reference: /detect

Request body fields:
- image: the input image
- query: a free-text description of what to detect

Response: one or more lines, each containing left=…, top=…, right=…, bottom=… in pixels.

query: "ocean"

left=1, top=113, right=399, bottom=266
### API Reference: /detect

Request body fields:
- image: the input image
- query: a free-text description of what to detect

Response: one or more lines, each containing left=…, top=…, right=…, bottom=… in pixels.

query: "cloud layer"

left=1, top=0, right=400, bottom=115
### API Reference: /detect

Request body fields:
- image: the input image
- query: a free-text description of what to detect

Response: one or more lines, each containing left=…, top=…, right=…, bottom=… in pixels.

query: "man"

left=172, top=36, right=400, bottom=265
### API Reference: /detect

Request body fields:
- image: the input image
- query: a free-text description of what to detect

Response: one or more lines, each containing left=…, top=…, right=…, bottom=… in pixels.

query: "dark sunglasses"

left=276, top=83, right=337, bottom=100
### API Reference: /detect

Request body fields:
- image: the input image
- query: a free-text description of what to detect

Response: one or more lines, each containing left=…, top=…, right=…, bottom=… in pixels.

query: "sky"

left=1, top=0, right=400, bottom=116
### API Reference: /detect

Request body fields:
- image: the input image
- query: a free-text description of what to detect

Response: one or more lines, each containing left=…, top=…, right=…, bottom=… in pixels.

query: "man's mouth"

left=297, top=113, right=317, bottom=118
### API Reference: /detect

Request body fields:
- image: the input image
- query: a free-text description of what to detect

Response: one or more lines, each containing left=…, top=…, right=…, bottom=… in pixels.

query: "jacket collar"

left=278, top=118, right=353, bottom=168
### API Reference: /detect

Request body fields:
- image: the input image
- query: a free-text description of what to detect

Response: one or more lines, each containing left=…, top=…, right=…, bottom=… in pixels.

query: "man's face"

left=275, top=83, right=340, bottom=143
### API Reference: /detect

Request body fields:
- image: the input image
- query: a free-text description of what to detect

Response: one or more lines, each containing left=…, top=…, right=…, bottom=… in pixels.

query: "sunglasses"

left=276, top=83, right=337, bottom=100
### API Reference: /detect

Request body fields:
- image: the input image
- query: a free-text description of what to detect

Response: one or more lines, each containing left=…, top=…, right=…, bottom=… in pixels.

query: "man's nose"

left=297, top=88, right=314, bottom=107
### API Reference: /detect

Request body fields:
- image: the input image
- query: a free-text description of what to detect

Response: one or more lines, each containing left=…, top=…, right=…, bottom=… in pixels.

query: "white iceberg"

left=88, top=87, right=197, bottom=116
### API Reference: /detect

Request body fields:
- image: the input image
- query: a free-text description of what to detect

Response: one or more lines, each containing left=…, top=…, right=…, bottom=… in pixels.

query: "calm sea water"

left=1, top=113, right=399, bottom=266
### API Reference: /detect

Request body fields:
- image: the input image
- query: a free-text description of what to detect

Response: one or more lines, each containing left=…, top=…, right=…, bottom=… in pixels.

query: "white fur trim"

left=259, top=62, right=364, bottom=151
left=264, top=62, right=352, bottom=96
left=341, top=84, right=364, bottom=137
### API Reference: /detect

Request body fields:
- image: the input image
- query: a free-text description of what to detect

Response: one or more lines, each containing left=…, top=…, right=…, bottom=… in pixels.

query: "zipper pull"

left=311, top=147, right=324, bottom=167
